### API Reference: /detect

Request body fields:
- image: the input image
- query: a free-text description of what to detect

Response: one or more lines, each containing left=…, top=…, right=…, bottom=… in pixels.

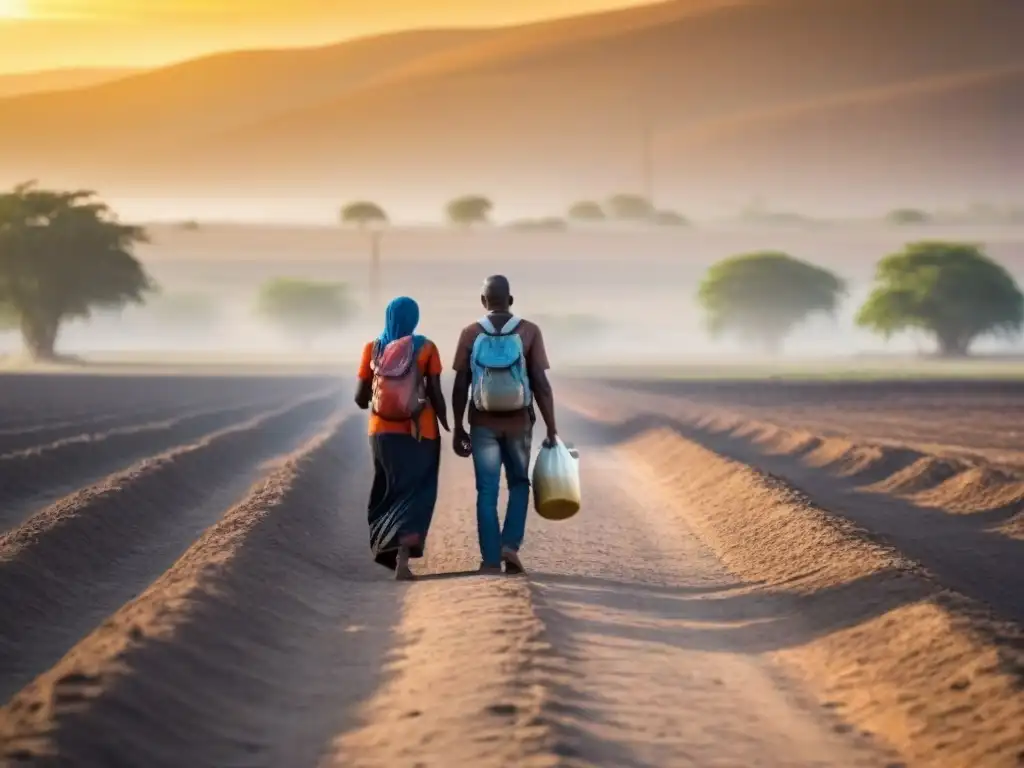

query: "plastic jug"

left=532, top=438, right=581, bottom=520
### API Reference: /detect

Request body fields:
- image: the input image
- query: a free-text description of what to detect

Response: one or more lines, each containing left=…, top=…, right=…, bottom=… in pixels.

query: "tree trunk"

left=21, top=313, right=61, bottom=361
left=936, top=331, right=971, bottom=358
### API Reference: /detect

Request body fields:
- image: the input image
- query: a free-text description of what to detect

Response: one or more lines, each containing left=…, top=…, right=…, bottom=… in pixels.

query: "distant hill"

left=0, top=67, right=138, bottom=98
left=0, top=0, right=1022, bottom=214
left=0, top=27, right=492, bottom=159
left=657, top=64, right=1024, bottom=211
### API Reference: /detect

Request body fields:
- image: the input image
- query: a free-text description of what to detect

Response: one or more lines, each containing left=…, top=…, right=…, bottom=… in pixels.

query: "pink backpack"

left=370, top=336, right=425, bottom=421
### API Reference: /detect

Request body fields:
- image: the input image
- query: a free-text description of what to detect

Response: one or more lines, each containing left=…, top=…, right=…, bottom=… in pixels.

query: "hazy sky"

left=0, top=0, right=651, bottom=73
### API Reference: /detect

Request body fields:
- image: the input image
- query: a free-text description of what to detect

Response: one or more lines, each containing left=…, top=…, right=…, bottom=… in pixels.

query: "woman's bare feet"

left=395, top=546, right=415, bottom=581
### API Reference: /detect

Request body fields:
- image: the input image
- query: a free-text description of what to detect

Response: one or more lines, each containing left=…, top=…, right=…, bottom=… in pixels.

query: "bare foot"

left=396, top=547, right=415, bottom=581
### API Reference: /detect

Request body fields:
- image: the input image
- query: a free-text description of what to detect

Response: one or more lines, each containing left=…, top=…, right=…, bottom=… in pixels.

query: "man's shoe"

left=478, top=561, right=503, bottom=575
left=502, top=547, right=525, bottom=575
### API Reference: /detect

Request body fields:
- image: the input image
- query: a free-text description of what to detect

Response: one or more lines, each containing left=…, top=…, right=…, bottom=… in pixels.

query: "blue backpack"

left=470, top=315, right=532, bottom=413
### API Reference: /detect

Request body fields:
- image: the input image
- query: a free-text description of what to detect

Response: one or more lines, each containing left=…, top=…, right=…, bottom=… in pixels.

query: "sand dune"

left=1, top=0, right=1022, bottom=209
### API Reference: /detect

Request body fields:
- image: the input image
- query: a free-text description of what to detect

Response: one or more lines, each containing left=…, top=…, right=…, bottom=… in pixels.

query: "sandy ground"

left=0, top=375, right=1022, bottom=766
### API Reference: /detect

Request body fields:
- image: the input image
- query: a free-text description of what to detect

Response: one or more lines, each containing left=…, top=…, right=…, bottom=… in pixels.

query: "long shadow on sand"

left=563, top=405, right=1024, bottom=626
left=531, top=569, right=927, bottom=654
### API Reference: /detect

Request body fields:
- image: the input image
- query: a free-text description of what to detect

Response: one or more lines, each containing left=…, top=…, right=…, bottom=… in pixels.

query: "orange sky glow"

left=0, top=0, right=650, bottom=73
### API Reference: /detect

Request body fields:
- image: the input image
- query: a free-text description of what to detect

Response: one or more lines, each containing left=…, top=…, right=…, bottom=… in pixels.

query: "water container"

left=532, top=438, right=581, bottom=520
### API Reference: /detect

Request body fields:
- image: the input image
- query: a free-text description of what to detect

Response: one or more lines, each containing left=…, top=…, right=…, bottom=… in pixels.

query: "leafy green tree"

left=886, top=208, right=931, bottom=226
left=255, top=278, right=356, bottom=347
left=446, top=195, right=492, bottom=227
left=698, top=252, right=845, bottom=353
left=340, top=201, right=388, bottom=230
left=0, top=181, right=153, bottom=360
left=567, top=201, right=606, bottom=222
left=856, top=241, right=1024, bottom=357
left=606, top=193, right=655, bottom=221
left=652, top=209, right=689, bottom=227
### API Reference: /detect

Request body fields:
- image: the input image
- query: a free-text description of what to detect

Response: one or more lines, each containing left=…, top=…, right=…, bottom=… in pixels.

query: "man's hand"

left=453, top=425, right=472, bottom=458
left=543, top=429, right=558, bottom=448
left=437, top=413, right=451, bottom=433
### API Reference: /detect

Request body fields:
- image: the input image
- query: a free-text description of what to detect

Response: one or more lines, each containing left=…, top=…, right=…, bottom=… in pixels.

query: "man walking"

left=452, top=275, right=558, bottom=574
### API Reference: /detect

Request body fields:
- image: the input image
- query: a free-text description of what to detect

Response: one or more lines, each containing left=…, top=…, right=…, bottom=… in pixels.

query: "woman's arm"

left=355, top=379, right=372, bottom=410
left=426, top=374, right=450, bottom=432
left=355, top=342, right=373, bottom=409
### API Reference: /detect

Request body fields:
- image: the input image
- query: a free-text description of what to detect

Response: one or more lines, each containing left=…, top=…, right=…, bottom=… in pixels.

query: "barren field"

left=1, top=372, right=1023, bottom=767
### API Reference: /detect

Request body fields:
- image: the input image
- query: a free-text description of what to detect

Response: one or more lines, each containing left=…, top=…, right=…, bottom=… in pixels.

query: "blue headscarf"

left=377, top=296, right=426, bottom=351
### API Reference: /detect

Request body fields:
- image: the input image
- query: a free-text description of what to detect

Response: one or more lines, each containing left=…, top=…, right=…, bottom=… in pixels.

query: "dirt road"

left=1, top=374, right=1022, bottom=766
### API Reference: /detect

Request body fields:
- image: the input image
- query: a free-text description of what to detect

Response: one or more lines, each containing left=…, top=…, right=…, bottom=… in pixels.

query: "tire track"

left=0, top=390, right=342, bottom=700
left=0, top=400, right=287, bottom=531
left=0, top=414, right=390, bottom=767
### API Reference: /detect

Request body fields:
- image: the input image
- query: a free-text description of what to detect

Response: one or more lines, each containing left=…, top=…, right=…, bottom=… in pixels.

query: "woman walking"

left=356, top=296, right=449, bottom=580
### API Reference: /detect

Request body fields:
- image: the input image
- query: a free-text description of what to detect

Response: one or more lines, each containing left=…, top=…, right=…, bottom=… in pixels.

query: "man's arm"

left=531, top=369, right=557, bottom=444
left=451, top=328, right=473, bottom=450
left=452, top=370, right=471, bottom=434
left=527, top=326, right=557, bottom=444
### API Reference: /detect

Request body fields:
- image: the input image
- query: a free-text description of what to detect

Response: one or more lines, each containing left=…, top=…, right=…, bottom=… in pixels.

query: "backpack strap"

left=501, top=315, right=523, bottom=334
left=477, top=315, right=523, bottom=336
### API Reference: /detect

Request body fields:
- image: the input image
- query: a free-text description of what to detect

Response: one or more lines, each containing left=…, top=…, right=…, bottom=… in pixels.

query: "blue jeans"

left=471, top=425, right=533, bottom=566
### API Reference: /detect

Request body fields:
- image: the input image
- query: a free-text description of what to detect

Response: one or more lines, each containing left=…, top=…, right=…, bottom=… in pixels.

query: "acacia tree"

left=567, top=201, right=606, bottom=222
left=856, top=241, right=1024, bottom=357
left=340, top=201, right=388, bottom=230
left=0, top=182, right=153, bottom=360
left=446, top=195, right=492, bottom=227
left=340, top=200, right=389, bottom=311
left=256, top=278, right=356, bottom=348
left=698, top=252, right=845, bottom=354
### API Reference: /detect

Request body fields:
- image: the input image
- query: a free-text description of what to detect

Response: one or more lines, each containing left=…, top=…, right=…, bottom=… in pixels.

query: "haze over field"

left=0, top=0, right=1022, bottom=220
left=0, top=0, right=1022, bottom=368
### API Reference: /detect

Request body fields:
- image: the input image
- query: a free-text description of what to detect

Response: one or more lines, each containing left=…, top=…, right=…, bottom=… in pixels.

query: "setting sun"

left=0, top=0, right=29, bottom=18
